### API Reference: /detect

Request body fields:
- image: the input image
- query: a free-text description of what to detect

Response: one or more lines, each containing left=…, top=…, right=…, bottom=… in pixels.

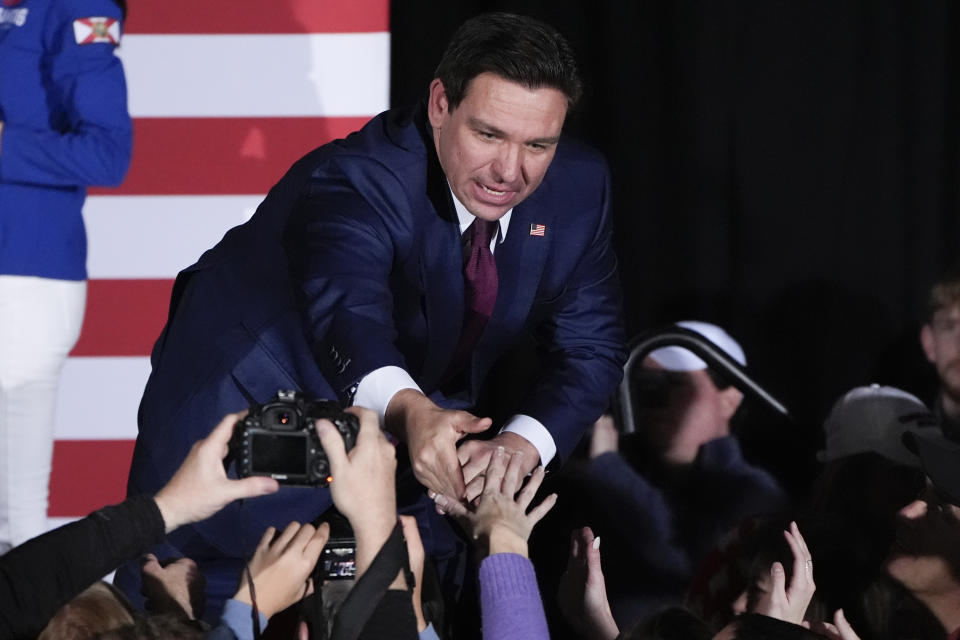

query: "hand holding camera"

left=230, top=390, right=359, bottom=487
left=154, top=412, right=280, bottom=533
left=316, top=406, right=399, bottom=580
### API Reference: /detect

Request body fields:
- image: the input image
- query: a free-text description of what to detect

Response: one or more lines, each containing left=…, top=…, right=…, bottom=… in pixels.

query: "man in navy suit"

left=117, top=12, right=626, bottom=619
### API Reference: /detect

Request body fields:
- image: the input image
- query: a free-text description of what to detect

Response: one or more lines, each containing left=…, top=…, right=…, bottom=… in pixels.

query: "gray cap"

left=818, top=384, right=939, bottom=466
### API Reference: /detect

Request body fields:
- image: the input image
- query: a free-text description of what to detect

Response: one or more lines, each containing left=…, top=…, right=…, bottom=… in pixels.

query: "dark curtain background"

left=391, top=1, right=960, bottom=493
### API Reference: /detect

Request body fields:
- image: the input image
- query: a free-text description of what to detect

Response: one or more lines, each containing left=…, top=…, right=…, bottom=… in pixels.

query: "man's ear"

left=427, top=79, right=449, bottom=129
left=921, top=324, right=937, bottom=363
left=718, top=387, right=743, bottom=422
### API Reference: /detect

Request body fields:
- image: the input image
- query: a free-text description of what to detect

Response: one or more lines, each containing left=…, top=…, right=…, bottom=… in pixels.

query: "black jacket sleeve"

left=357, top=590, right=418, bottom=640
left=0, top=495, right=165, bottom=639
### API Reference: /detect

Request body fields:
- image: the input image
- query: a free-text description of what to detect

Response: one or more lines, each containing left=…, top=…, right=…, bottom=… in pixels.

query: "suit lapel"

left=418, top=134, right=464, bottom=388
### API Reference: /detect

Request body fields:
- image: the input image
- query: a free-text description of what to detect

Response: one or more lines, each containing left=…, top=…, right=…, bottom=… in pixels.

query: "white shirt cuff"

left=501, top=414, right=556, bottom=467
left=352, top=366, right=422, bottom=427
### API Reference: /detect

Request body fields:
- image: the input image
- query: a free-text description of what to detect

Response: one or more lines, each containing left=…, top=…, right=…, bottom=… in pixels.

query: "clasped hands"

left=386, top=389, right=540, bottom=511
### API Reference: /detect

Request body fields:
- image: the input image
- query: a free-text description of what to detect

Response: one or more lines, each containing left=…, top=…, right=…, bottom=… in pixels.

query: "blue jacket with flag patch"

left=0, top=0, right=131, bottom=280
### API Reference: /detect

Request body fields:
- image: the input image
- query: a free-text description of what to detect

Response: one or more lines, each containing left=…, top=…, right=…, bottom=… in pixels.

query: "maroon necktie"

left=446, top=218, right=499, bottom=379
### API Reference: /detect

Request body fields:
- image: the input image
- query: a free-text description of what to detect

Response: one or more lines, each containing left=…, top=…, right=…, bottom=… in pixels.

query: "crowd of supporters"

left=0, top=267, right=959, bottom=639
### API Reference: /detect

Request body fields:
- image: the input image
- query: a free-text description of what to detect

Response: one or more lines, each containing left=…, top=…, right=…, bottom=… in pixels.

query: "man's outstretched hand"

left=153, top=412, right=279, bottom=533
left=386, top=389, right=491, bottom=502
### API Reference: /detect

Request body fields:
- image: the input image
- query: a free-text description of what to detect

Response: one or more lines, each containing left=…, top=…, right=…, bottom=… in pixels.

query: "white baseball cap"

left=647, top=320, right=746, bottom=372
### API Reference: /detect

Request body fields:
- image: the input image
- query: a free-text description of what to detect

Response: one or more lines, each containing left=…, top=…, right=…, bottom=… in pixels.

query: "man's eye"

left=478, top=131, right=496, bottom=140
left=935, top=319, right=960, bottom=332
left=528, top=143, right=547, bottom=151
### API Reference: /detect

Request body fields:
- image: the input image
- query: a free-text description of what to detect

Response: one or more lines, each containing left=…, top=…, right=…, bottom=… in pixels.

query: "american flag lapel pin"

left=529, top=223, right=546, bottom=237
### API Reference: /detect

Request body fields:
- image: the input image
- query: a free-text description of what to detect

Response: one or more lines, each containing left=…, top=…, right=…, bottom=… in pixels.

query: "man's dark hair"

left=926, top=264, right=960, bottom=322
left=433, top=12, right=583, bottom=111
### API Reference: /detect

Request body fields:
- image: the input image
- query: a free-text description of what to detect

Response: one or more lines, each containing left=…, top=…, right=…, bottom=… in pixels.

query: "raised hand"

left=589, top=414, right=619, bottom=460
left=752, top=521, right=816, bottom=625
left=557, top=527, right=619, bottom=640
left=140, top=554, right=206, bottom=620
left=316, top=406, right=399, bottom=577
left=399, top=515, right=429, bottom=632
left=807, top=609, right=863, bottom=640
left=234, top=521, right=330, bottom=619
left=153, top=412, right=279, bottom=533
left=458, top=431, right=540, bottom=504
left=435, top=447, right=556, bottom=557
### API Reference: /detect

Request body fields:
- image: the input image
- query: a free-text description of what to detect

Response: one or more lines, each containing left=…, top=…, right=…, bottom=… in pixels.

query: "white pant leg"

left=0, top=276, right=86, bottom=551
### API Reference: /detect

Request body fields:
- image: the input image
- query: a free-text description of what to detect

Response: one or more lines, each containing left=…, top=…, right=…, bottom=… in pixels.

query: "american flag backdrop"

left=48, top=0, right=389, bottom=527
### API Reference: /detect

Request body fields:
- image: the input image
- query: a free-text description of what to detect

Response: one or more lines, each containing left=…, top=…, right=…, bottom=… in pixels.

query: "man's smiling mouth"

left=481, top=184, right=507, bottom=196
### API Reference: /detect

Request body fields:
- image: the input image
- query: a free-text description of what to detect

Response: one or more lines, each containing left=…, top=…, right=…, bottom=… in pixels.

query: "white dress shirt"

left=351, top=189, right=557, bottom=466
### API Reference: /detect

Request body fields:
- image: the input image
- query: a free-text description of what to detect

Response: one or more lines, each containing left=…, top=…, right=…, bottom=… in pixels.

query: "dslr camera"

left=230, top=390, right=358, bottom=487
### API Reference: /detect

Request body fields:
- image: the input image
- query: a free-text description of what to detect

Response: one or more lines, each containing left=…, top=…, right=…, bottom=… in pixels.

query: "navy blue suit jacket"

left=121, top=105, right=625, bottom=613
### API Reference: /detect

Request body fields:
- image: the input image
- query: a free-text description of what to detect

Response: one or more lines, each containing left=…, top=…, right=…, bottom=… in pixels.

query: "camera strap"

left=330, top=521, right=414, bottom=640
left=244, top=563, right=263, bottom=640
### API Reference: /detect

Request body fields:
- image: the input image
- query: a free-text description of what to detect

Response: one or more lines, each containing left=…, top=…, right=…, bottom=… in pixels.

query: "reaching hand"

left=140, top=554, right=206, bottom=620
left=557, top=527, right=619, bottom=640
left=752, top=521, right=816, bottom=625
left=233, top=521, right=330, bottom=619
left=387, top=389, right=491, bottom=503
left=435, top=447, right=556, bottom=557
left=589, top=415, right=619, bottom=460
left=399, top=515, right=428, bottom=632
left=153, top=412, right=279, bottom=533
left=316, top=406, right=398, bottom=576
left=807, top=610, right=863, bottom=640
left=458, top=431, right=540, bottom=504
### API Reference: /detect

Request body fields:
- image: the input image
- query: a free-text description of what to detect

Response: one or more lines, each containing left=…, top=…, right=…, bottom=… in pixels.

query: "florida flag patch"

left=73, top=17, right=120, bottom=45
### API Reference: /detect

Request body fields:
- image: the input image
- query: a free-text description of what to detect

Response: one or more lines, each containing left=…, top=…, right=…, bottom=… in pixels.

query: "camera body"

left=231, top=390, right=358, bottom=487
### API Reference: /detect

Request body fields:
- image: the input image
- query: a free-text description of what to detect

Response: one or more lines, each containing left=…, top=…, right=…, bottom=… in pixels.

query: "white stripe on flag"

left=118, top=33, right=390, bottom=117
left=54, top=357, right=151, bottom=440
left=84, top=195, right=262, bottom=278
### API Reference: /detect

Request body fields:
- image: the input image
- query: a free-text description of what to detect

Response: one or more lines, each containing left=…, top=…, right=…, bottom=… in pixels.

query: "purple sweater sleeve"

left=478, top=553, right=550, bottom=640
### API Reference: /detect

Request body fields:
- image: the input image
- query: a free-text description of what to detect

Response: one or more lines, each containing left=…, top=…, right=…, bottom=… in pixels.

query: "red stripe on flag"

left=89, top=117, right=371, bottom=196
left=124, top=0, right=389, bottom=34
left=71, top=279, right=173, bottom=357
left=48, top=440, right=134, bottom=517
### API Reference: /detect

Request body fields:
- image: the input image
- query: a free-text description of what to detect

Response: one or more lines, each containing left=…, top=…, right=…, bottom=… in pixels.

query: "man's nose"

left=492, top=144, right=522, bottom=183
left=899, top=498, right=928, bottom=520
